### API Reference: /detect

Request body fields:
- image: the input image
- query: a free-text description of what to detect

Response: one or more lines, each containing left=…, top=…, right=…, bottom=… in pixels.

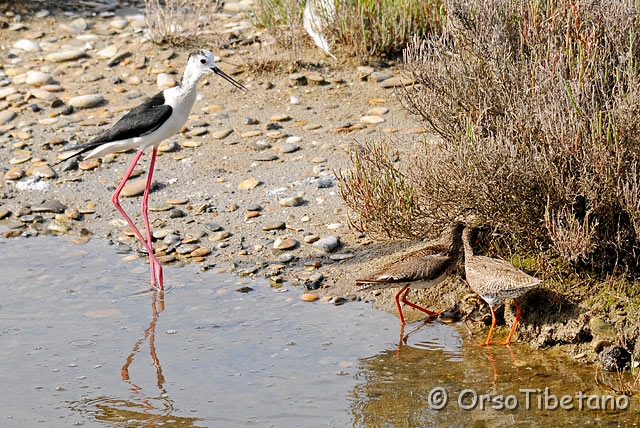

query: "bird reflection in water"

left=69, top=291, right=200, bottom=426
left=121, top=290, right=166, bottom=393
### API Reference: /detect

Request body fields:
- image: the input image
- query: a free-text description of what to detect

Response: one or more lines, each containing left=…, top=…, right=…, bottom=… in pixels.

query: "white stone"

left=0, top=87, right=18, bottom=100
left=97, top=45, right=118, bottom=59
left=46, top=49, right=86, bottom=63
left=0, top=110, right=17, bottom=125
left=157, top=73, right=177, bottom=90
left=110, top=18, right=128, bottom=30
left=13, top=39, right=42, bottom=53
left=360, top=115, right=385, bottom=124
left=68, top=94, right=104, bottom=109
left=25, top=71, right=53, bottom=87
left=29, top=88, right=58, bottom=101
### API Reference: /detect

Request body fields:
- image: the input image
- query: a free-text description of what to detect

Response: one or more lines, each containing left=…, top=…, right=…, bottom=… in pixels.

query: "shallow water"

left=0, top=237, right=637, bottom=427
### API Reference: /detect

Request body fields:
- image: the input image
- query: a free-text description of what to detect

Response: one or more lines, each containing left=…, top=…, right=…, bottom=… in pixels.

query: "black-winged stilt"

left=59, top=49, right=246, bottom=290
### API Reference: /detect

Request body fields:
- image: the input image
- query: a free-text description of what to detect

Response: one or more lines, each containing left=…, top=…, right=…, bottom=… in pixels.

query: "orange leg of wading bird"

left=394, top=285, right=410, bottom=325
left=480, top=305, right=498, bottom=346
left=501, top=299, right=523, bottom=345
left=400, top=286, right=440, bottom=317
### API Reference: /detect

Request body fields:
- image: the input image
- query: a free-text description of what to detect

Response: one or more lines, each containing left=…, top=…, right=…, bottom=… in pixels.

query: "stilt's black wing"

left=90, top=92, right=173, bottom=144
left=58, top=92, right=173, bottom=161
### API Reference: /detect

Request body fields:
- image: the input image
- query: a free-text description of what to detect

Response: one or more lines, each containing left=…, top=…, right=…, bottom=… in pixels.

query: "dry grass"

left=252, top=0, right=305, bottom=52
left=144, top=0, right=221, bottom=46
left=253, top=0, right=442, bottom=59
left=339, top=0, right=640, bottom=275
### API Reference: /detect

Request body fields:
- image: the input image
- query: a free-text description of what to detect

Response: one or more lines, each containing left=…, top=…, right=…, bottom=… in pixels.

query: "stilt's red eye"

left=200, top=58, right=206, bottom=64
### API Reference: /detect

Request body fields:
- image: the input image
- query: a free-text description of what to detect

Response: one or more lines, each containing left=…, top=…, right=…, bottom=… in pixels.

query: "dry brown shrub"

left=144, top=0, right=221, bottom=46
left=339, top=0, right=640, bottom=272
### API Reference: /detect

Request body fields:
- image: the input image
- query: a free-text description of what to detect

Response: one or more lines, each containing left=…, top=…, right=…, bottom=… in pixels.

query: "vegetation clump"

left=340, top=0, right=640, bottom=278
left=253, top=0, right=442, bottom=59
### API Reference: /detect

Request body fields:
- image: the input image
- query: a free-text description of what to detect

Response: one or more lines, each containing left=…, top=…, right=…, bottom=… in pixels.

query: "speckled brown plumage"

left=355, top=221, right=465, bottom=325
left=462, top=226, right=542, bottom=345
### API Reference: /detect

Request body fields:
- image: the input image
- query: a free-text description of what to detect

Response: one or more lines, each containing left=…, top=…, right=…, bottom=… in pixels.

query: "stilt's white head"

left=186, top=49, right=246, bottom=91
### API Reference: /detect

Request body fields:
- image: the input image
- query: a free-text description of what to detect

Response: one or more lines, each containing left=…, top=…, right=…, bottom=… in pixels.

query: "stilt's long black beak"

left=212, top=66, right=247, bottom=92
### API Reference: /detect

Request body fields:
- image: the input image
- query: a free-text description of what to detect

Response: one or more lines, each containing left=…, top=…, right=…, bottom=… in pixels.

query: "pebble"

left=163, top=233, right=181, bottom=245
left=332, top=296, right=347, bottom=306
left=31, top=200, right=66, bottom=213
left=279, top=196, right=305, bottom=207
left=209, top=231, right=232, bottom=241
left=13, top=39, right=42, bottom=52
left=369, top=71, right=392, bottom=82
left=26, top=71, right=53, bottom=87
left=274, top=143, right=300, bottom=153
left=121, top=179, right=150, bottom=197
left=190, top=247, right=211, bottom=258
left=10, top=154, right=31, bottom=165
left=330, top=253, right=354, bottom=261
left=78, top=159, right=100, bottom=170
left=68, top=94, right=104, bottom=109
left=379, top=77, right=415, bottom=88
left=157, top=73, right=177, bottom=90
left=360, top=115, right=385, bottom=124
left=176, top=244, right=199, bottom=255
left=211, top=128, right=233, bottom=139
left=190, top=127, right=209, bottom=137
left=32, top=164, right=57, bottom=179
left=4, top=167, right=23, bottom=180
left=168, top=208, right=186, bottom=218
left=204, top=223, right=223, bottom=232
left=97, top=45, right=119, bottom=59
left=45, top=49, right=86, bottom=63
left=273, top=236, right=298, bottom=250
left=0, top=110, right=16, bottom=125
left=368, top=106, right=389, bottom=115
left=303, top=234, right=320, bottom=243
left=317, top=178, right=333, bottom=188
left=241, top=130, right=262, bottom=138
left=254, top=154, right=279, bottom=162
left=270, top=114, right=291, bottom=122
left=48, top=219, right=69, bottom=234
left=300, top=293, right=319, bottom=302
left=29, top=88, right=58, bottom=101
left=110, top=17, right=129, bottom=30
left=279, top=253, right=294, bottom=263
left=0, top=87, right=18, bottom=100
left=238, top=177, right=260, bottom=190
left=313, top=236, right=341, bottom=252
left=0, top=208, right=11, bottom=220
left=158, top=141, right=179, bottom=152
left=153, top=229, right=178, bottom=239
left=263, top=221, right=286, bottom=231
left=307, top=73, right=325, bottom=85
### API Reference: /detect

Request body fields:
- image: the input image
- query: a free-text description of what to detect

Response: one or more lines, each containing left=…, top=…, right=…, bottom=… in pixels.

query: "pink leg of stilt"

left=111, top=148, right=163, bottom=289
left=141, top=147, right=163, bottom=288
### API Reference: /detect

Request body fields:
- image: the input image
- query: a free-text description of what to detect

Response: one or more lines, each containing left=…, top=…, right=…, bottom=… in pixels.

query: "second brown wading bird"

left=355, top=221, right=465, bottom=325
left=462, top=226, right=542, bottom=345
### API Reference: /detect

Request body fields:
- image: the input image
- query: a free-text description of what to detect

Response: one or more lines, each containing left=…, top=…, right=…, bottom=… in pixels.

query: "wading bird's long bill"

left=212, top=67, right=247, bottom=92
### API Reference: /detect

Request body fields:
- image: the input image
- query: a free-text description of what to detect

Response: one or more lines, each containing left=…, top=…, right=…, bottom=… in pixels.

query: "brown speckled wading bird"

left=462, top=226, right=542, bottom=346
left=355, top=222, right=465, bottom=325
